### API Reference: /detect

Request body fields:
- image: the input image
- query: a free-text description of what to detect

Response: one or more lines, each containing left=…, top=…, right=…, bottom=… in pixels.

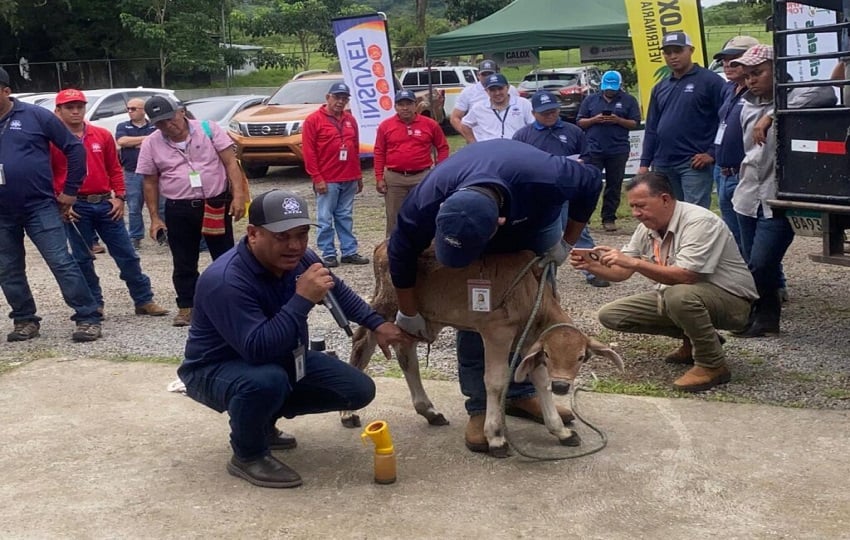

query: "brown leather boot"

left=505, top=395, right=574, bottom=425
left=673, top=365, right=731, bottom=393
left=664, top=333, right=727, bottom=364
left=464, top=415, right=488, bottom=453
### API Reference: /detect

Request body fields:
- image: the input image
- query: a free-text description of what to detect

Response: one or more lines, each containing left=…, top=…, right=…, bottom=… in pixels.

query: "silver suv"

left=517, top=66, right=603, bottom=121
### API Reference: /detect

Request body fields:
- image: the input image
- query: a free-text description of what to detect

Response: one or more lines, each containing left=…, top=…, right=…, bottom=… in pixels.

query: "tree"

left=445, top=0, right=509, bottom=25
left=416, top=0, right=427, bottom=33
left=119, top=0, right=224, bottom=87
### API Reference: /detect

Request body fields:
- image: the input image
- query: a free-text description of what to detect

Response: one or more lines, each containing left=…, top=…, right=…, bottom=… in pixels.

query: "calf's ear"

left=514, top=341, right=545, bottom=382
left=587, top=337, right=624, bottom=371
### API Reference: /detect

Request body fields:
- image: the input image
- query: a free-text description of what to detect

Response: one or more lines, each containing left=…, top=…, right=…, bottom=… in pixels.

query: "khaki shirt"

left=623, top=201, right=758, bottom=300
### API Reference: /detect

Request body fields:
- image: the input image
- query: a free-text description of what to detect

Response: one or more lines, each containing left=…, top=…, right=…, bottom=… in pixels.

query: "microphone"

left=322, top=290, right=353, bottom=337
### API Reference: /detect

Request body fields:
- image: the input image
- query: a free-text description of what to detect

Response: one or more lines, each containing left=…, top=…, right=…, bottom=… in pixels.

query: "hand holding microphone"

left=297, top=263, right=353, bottom=336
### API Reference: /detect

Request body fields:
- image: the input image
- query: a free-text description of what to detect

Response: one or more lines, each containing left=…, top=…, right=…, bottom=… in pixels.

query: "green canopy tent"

left=426, top=0, right=632, bottom=59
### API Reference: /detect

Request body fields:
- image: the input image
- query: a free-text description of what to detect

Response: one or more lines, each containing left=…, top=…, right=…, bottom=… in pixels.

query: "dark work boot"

left=736, top=292, right=780, bottom=338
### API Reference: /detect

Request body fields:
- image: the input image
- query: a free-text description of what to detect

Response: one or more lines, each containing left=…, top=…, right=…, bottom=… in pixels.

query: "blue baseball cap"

left=600, top=71, right=622, bottom=91
left=395, top=89, right=416, bottom=102
left=328, top=82, right=351, bottom=95
left=434, top=189, right=499, bottom=268
left=661, top=31, right=693, bottom=49
left=531, top=91, right=560, bottom=113
left=485, top=73, right=509, bottom=89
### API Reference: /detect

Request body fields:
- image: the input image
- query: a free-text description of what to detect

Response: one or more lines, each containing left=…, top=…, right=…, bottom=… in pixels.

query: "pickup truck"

left=766, top=0, right=850, bottom=266
left=399, top=66, right=480, bottom=125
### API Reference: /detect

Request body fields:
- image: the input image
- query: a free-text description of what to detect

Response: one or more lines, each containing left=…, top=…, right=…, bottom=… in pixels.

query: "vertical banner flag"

left=333, top=14, right=396, bottom=154
left=624, top=0, right=706, bottom=120
left=785, top=2, right=838, bottom=85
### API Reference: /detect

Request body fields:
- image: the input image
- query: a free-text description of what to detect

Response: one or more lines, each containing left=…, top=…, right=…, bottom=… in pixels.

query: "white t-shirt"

left=461, top=96, right=534, bottom=141
left=454, top=83, right=520, bottom=113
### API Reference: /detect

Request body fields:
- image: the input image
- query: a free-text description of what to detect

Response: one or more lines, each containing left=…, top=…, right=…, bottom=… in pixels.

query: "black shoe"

left=268, top=428, right=297, bottom=450
left=226, top=454, right=303, bottom=488
left=7, top=320, right=40, bottom=342
left=341, top=253, right=370, bottom=265
left=323, top=257, right=339, bottom=268
left=586, top=276, right=610, bottom=288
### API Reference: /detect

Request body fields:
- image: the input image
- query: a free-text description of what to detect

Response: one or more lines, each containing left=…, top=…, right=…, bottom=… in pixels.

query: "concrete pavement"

left=1, top=358, right=849, bottom=539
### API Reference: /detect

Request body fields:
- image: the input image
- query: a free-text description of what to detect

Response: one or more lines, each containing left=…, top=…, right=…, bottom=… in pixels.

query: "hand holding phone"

left=602, top=110, right=613, bottom=117
left=571, top=248, right=602, bottom=265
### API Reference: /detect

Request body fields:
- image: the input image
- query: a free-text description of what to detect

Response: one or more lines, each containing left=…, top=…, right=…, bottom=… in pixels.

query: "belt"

left=166, top=191, right=229, bottom=208
left=77, top=193, right=111, bottom=203
left=720, top=167, right=739, bottom=176
left=387, top=168, right=428, bottom=176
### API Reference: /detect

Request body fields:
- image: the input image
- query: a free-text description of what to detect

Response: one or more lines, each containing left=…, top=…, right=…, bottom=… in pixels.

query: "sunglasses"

left=126, top=107, right=142, bottom=111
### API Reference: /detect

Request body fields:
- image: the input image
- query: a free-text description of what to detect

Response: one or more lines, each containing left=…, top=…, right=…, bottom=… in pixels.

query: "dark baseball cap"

left=0, top=67, right=9, bottom=86
left=145, top=95, right=181, bottom=123
left=531, top=91, right=560, bottom=113
left=328, top=82, right=351, bottom=95
left=479, top=59, right=499, bottom=74
left=485, top=73, right=509, bottom=89
left=249, top=190, right=317, bottom=233
left=434, top=189, right=499, bottom=268
left=395, top=89, right=416, bottom=102
left=661, top=31, right=693, bottom=49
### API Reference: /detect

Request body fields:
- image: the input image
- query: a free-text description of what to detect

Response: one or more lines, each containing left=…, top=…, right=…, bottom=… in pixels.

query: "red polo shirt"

left=302, top=105, right=361, bottom=184
left=51, top=122, right=125, bottom=197
left=374, top=113, right=449, bottom=183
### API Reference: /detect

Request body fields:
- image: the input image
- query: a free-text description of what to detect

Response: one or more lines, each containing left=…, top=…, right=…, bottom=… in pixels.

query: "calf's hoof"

left=559, top=431, right=582, bottom=447
left=426, top=412, right=450, bottom=426
left=340, top=413, right=362, bottom=429
left=488, top=444, right=511, bottom=458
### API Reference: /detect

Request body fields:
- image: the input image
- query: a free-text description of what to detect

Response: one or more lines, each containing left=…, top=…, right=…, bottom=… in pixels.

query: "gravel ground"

left=3, top=165, right=850, bottom=409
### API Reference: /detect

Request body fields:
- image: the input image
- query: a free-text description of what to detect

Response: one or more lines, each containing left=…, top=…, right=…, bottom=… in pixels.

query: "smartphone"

left=602, top=110, right=613, bottom=116
left=572, top=248, right=602, bottom=264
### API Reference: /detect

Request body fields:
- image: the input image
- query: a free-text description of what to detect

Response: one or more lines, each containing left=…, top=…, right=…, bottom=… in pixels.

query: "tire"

left=243, top=165, right=269, bottom=179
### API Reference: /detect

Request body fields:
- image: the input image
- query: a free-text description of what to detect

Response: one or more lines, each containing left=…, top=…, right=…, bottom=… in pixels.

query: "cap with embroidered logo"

left=395, top=89, right=416, bottom=103
left=530, top=91, right=560, bottom=113
left=661, top=31, right=693, bottom=49
left=730, top=44, right=774, bottom=67
left=600, top=70, right=622, bottom=91
left=434, top=188, right=499, bottom=268
left=145, top=95, right=181, bottom=123
left=485, top=73, right=509, bottom=89
left=249, top=190, right=317, bottom=233
left=328, top=82, right=351, bottom=96
left=55, top=89, right=87, bottom=105
left=478, top=59, right=499, bottom=74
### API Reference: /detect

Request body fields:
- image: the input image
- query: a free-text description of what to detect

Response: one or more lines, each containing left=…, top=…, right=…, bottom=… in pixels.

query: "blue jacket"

left=640, top=65, right=725, bottom=167
left=714, top=81, right=747, bottom=169
left=114, top=120, right=156, bottom=171
left=181, top=239, right=385, bottom=370
left=512, top=119, right=589, bottom=159
left=0, top=98, right=86, bottom=214
left=577, top=90, right=641, bottom=156
left=388, top=139, right=602, bottom=288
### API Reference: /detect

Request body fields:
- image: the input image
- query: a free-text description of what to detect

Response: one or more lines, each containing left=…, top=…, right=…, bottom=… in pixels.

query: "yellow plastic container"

left=361, top=420, right=397, bottom=484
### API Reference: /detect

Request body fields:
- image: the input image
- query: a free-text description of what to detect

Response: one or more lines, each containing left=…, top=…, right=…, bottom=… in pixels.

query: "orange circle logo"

left=372, top=62, right=385, bottom=78
left=375, top=78, right=390, bottom=94
left=368, top=45, right=383, bottom=61
left=380, top=95, right=393, bottom=110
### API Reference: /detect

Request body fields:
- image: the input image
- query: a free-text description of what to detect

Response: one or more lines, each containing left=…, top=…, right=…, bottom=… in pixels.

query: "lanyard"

left=328, top=114, right=346, bottom=142
left=492, top=107, right=509, bottom=138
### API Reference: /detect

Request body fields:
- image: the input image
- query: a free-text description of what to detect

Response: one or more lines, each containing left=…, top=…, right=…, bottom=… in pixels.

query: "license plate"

left=785, top=209, right=823, bottom=237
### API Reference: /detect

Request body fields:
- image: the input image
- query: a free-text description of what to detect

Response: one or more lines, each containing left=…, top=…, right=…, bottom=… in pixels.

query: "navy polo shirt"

left=512, top=119, right=588, bottom=159
left=0, top=98, right=86, bottom=214
left=577, top=91, right=641, bottom=156
left=388, top=139, right=602, bottom=288
left=714, top=81, right=747, bottom=169
left=182, top=239, right=384, bottom=371
left=640, top=65, right=725, bottom=167
left=115, top=120, right=156, bottom=171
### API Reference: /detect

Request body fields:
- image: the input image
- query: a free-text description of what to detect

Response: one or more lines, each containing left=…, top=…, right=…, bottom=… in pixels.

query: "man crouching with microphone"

left=177, top=189, right=410, bottom=489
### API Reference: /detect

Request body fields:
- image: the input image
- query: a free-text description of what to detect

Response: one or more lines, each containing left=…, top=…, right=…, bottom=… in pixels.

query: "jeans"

left=598, top=284, right=751, bottom=368
left=588, top=153, right=629, bottom=223
left=164, top=194, right=234, bottom=308
left=558, top=203, right=599, bottom=281
left=713, top=165, right=742, bottom=250
left=654, top=159, right=714, bottom=209
left=124, top=170, right=165, bottom=241
left=65, top=199, right=154, bottom=308
left=316, top=181, right=359, bottom=259
left=737, top=207, right=794, bottom=296
left=0, top=200, right=100, bottom=324
left=178, top=351, right=375, bottom=460
left=457, top=330, right=535, bottom=415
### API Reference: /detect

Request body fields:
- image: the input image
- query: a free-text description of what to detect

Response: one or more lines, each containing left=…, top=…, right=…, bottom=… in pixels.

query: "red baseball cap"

left=55, top=89, right=87, bottom=105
